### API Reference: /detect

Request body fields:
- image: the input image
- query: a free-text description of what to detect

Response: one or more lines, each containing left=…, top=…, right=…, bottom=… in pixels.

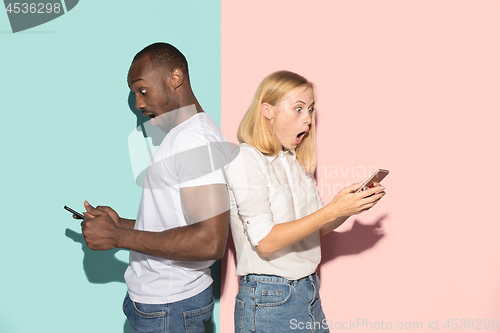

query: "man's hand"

left=81, top=201, right=136, bottom=230
left=85, top=201, right=120, bottom=224
left=81, top=203, right=121, bottom=251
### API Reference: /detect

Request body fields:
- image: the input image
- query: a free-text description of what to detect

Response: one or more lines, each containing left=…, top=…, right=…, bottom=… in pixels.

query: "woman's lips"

left=295, top=131, right=307, bottom=144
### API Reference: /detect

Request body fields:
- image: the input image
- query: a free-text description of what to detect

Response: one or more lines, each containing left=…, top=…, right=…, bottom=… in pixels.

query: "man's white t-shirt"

left=124, top=112, right=229, bottom=304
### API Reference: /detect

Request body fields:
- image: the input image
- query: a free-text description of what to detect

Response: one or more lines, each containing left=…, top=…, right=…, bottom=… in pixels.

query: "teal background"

left=0, top=1, right=221, bottom=332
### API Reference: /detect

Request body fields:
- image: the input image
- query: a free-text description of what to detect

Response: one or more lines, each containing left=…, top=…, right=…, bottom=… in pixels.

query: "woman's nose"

left=304, top=112, right=312, bottom=125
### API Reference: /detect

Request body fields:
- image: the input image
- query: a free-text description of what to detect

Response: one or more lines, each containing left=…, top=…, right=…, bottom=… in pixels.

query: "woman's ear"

left=261, top=103, right=275, bottom=120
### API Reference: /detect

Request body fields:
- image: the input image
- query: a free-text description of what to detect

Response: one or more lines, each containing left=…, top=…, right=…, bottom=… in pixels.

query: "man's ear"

left=169, top=68, right=184, bottom=89
left=261, top=103, right=275, bottom=120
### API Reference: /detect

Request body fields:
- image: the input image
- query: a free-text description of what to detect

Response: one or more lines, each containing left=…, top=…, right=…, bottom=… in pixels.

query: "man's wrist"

left=117, top=217, right=126, bottom=228
left=115, top=227, right=133, bottom=249
left=118, top=218, right=136, bottom=229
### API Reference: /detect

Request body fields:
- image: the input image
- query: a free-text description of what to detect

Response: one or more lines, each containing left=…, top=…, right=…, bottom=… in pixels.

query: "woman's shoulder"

left=228, top=143, right=269, bottom=172
left=234, top=143, right=267, bottom=160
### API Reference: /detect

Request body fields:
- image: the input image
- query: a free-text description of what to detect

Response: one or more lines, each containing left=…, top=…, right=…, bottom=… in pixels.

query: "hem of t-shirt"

left=179, top=169, right=227, bottom=188
left=127, top=277, right=213, bottom=305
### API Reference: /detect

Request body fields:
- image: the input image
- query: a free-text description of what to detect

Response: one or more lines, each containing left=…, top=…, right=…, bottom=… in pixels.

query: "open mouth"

left=295, top=131, right=308, bottom=144
left=144, top=114, right=157, bottom=126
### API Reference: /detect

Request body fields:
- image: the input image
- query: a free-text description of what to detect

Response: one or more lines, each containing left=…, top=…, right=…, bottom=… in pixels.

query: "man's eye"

left=295, top=107, right=302, bottom=112
left=140, top=89, right=146, bottom=95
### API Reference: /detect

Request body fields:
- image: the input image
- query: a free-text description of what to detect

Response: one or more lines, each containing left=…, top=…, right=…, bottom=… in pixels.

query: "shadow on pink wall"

left=318, top=215, right=387, bottom=279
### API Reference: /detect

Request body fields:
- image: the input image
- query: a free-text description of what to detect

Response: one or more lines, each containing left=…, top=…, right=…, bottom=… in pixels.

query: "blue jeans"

left=123, top=285, right=214, bottom=333
left=234, top=273, right=329, bottom=333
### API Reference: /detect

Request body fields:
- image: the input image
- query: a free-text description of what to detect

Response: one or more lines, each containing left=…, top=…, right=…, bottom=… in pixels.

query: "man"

left=80, top=43, right=230, bottom=332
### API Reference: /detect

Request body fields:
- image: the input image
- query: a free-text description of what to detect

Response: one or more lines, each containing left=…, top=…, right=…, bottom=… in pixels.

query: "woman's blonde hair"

left=237, top=70, right=317, bottom=174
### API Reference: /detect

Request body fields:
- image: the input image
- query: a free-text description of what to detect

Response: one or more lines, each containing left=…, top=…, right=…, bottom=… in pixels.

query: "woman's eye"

left=295, top=107, right=302, bottom=112
left=309, top=107, right=315, bottom=113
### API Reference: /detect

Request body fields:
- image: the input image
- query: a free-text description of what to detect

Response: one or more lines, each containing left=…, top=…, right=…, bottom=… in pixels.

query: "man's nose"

left=135, top=95, right=146, bottom=110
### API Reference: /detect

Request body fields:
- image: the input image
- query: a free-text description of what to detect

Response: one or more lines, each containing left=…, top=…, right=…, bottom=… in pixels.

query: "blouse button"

left=246, top=221, right=250, bottom=224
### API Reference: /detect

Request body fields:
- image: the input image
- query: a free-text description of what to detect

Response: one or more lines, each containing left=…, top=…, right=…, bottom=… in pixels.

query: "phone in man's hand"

left=64, top=205, right=85, bottom=219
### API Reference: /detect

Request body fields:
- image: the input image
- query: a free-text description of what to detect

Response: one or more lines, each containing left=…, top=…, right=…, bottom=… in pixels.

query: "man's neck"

left=171, top=104, right=203, bottom=127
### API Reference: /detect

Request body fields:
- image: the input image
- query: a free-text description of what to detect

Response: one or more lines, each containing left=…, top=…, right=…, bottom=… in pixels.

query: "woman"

left=227, top=70, right=385, bottom=332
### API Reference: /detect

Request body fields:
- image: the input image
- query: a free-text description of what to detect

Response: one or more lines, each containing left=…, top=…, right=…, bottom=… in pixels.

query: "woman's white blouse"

left=227, top=143, right=324, bottom=280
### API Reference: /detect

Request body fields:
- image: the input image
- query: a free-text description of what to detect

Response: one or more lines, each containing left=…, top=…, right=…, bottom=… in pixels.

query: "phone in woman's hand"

left=355, top=169, right=389, bottom=193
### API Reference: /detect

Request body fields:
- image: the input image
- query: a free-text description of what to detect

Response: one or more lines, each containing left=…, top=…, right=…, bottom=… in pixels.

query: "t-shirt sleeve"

left=171, top=128, right=230, bottom=188
left=227, top=147, right=274, bottom=247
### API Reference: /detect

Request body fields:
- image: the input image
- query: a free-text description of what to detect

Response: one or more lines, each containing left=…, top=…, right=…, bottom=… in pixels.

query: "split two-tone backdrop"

left=1, top=1, right=499, bottom=332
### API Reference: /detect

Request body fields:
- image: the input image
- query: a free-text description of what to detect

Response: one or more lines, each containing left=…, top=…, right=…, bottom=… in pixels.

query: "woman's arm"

left=319, top=216, right=349, bottom=237
left=227, top=146, right=385, bottom=258
left=256, top=184, right=384, bottom=257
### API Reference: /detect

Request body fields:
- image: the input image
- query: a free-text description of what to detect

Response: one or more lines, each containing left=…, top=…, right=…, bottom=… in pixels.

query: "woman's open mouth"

left=295, top=130, right=308, bottom=144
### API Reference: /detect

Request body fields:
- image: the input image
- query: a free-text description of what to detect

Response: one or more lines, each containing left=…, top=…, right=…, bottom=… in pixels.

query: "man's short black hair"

left=133, top=42, right=189, bottom=77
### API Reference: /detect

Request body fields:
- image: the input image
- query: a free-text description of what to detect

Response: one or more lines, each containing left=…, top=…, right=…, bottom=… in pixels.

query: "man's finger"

left=83, top=212, right=95, bottom=219
left=96, top=206, right=112, bottom=214
left=84, top=201, right=103, bottom=216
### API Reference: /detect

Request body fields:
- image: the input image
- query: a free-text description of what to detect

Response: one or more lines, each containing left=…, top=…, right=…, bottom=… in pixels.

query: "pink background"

left=220, top=1, right=500, bottom=332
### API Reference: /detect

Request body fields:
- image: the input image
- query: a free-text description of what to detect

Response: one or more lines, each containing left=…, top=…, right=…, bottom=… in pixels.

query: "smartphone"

left=355, top=169, right=389, bottom=193
left=64, top=205, right=85, bottom=219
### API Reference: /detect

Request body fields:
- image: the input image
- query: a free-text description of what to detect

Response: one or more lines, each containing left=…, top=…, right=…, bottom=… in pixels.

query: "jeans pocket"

left=255, top=282, right=292, bottom=307
left=234, top=298, right=244, bottom=333
left=132, top=301, right=167, bottom=319
left=183, top=297, right=214, bottom=333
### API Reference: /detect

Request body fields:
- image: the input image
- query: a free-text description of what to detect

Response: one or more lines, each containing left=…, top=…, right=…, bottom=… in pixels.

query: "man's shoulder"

left=172, top=114, right=225, bottom=148
left=178, top=112, right=224, bottom=135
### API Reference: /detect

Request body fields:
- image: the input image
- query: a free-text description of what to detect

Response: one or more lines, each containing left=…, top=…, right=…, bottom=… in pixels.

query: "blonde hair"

left=237, top=70, right=317, bottom=174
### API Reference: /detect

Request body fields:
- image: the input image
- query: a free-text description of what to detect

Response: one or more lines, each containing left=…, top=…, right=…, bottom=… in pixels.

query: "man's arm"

left=82, top=184, right=230, bottom=261
left=118, top=218, right=136, bottom=229
left=118, top=210, right=229, bottom=260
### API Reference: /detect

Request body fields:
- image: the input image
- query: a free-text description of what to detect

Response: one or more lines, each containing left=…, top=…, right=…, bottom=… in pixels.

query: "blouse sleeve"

left=227, top=146, right=274, bottom=247
left=313, top=175, right=324, bottom=209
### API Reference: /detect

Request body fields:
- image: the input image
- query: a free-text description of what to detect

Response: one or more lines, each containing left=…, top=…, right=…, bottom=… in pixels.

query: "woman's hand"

left=326, top=182, right=385, bottom=219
